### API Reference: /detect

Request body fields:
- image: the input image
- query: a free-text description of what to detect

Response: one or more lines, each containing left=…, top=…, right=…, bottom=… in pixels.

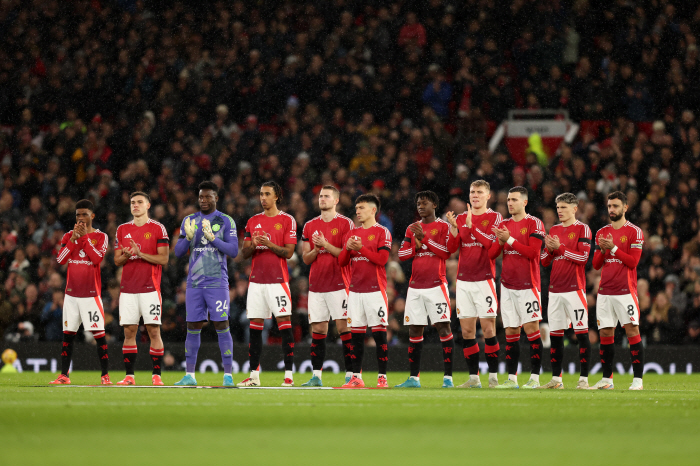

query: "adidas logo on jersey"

left=576, top=321, right=584, bottom=326
left=125, top=233, right=132, bottom=238
left=487, top=308, right=495, bottom=314
left=91, top=323, right=98, bottom=328
left=440, top=314, right=448, bottom=319
left=255, top=224, right=262, bottom=228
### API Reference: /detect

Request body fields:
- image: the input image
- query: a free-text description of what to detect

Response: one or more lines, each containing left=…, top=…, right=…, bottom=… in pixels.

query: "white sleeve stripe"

left=428, top=240, right=448, bottom=251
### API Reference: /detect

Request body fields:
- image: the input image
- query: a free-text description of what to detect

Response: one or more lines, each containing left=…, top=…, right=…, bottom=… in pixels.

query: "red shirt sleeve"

left=57, top=232, right=75, bottom=264
left=244, top=218, right=253, bottom=242
left=285, top=216, right=297, bottom=244
left=82, top=232, right=107, bottom=265
left=398, top=227, right=416, bottom=261
left=338, top=232, right=352, bottom=266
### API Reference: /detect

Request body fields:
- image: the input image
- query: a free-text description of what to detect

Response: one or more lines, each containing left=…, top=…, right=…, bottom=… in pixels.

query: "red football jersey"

left=398, top=219, right=456, bottom=289
left=57, top=230, right=108, bottom=297
left=244, top=211, right=297, bottom=284
left=302, top=213, right=354, bottom=292
left=491, top=214, right=545, bottom=291
left=456, top=209, right=502, bottom=282
left=115, top=220, right=170, bottom=293
left=593, top=221, right=644, bottom=295
left=340, top=224, right=392, bottom=293
left=541, top=221, right=591, bottom=293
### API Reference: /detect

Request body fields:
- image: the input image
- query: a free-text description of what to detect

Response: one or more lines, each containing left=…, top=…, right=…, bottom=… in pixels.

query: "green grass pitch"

left=1, top=371, right=699, bottom=466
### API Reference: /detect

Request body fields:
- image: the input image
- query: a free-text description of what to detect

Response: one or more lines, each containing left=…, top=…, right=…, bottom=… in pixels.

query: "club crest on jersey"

left=620, top=236, right=628, bottom=243
left=405, top=316, right=409, bottom=323
left=456, top=308, right=461, bottom=315
left=520, top=228, right=527, bottom=235
left=331, top=228, right=339, bottom=236
left=274, top=223, right=283, bottom=230
left=568, top=232, right=576, bottom=240
left=212, top=224, right=221, bottom=232
left=347, top=318, right=352, bottom=324
left=144, top=232, right=152, bottom=239
left=481, top=220, right=489, bottom=227
left=430, top=228, right=438, bottom=236
left=367, top=234, right=376, bottom=241
left=64, top=321, right=67, bottom=327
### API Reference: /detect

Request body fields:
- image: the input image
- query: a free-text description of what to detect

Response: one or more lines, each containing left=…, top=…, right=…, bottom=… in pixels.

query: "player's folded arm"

left=82, top=235, right=106, bottom=265
left=398, top=237, right=416, bottom=261
left=360, top=246, right=389, bottom=266
left=471, top=226, right=496, bottom=248
left=174, top=235, right=191, bottom=258
left=488, top=239, right=503, bottom=260
left=591, top=246, right=607, bottom=270
left=509, top=235, right=542, bottom=259
left=611, top=246, right=642, bottom=268
left=425, top=239, right=451, bottom=259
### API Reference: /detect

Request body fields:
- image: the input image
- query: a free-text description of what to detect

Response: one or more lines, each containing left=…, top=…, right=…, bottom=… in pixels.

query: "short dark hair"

left=320, top=185, right=340, bottom=198
left=355, top=193, right=381, bottom=211
left=415, top=191, right=439, bottom=209
left=130, top=191, right=150, bottom=202
left=608, top=191, right=627, bottom=204
left=198, top=181, right=219, bottom=195
left=75, top=199, right=94, bottom=212
left=261, top=181, right=283, bottom=205
left=509, top=186, right=528, bottom=199
left=555, top=192, right=578, bottom=205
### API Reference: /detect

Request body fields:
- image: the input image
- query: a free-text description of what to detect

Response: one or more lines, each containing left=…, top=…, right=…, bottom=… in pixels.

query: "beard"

left=609, top=212, right=623, bottom=222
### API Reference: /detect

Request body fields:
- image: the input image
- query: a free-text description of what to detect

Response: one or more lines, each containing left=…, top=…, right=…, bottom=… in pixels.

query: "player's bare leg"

left=303, top=321, right=329, bottom=387
left=146, top=324, right=165, bottom=386
left=395, top=325, right=424, bottom=388
left=435, top=322, right=455, bottom=387
left=118, top=325, right=138, bottom=385
left=496, top=327, right=522, bottom=389
left=277, top=316, right=295, bottom=386
left=590, top=327, right=616, bottom=390
left=335, top=318, right=354, bottom=382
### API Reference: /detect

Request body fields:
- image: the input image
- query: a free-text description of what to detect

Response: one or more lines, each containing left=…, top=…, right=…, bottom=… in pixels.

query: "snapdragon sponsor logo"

left=416, top=252, right=436, bottom=258
left=503, top=250, right=521, bottom=256
left=461, top=242, right=482, bottom=248
left=68, top=260, right=93, bottom=265
left=352, top=256, right=370, bottom=262
left=605, top=258, right=624, bottom=264
left=193, top=247, right=217, bottom=252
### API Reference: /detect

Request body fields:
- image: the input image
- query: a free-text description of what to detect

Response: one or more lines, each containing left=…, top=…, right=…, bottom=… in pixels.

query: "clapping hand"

left=598, top=234, right=615, bottom=251
left=493, top=225, right=510, bottom=245
left=312, top=232, right=327, bottom=249
left=545, top=235, right=560, bottom=251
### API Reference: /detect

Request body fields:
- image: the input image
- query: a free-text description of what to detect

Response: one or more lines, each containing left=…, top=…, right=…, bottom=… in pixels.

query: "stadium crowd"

left=1, top=0, right=700, bottom=349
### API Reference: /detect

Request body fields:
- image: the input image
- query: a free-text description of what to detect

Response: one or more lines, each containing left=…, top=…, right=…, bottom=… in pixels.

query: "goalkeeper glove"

left=202, top=219, right=216, bottom=242
left=184, top=217, right=196, bottom=241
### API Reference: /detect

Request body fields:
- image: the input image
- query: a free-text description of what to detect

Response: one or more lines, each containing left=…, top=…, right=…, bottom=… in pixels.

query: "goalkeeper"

left=173, top=181, right=239, bottom=386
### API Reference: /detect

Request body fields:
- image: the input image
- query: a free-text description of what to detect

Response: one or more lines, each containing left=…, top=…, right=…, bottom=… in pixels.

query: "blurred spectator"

left=0, top=0, right=697, bottom=346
